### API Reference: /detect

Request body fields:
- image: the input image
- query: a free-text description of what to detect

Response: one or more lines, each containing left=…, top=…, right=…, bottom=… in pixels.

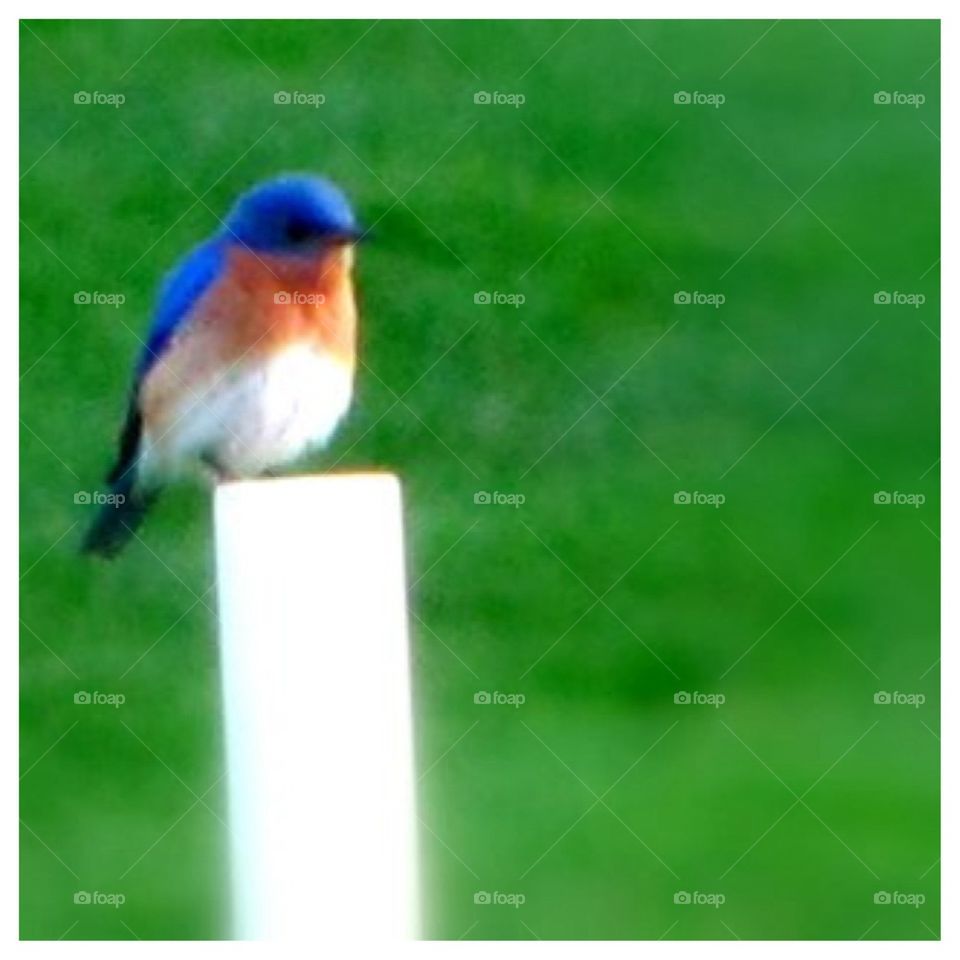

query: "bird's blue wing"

left=137, top=238, right=225, bottom=378
left=98, top=237, right=226, bottom=519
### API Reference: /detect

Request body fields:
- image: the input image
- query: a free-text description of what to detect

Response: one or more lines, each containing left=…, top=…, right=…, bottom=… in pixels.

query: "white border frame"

left=9, top=2, right=947, bottom=953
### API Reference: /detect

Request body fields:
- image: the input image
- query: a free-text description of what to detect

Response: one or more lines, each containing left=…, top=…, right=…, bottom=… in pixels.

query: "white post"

left=214, top=473, right=417, bottom=940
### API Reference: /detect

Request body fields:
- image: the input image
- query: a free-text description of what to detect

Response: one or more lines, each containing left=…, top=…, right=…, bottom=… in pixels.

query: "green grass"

left=21, top=19, right=938, bottom=939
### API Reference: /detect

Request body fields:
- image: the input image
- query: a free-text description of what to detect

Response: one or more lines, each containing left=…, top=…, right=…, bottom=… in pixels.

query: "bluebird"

left=83, top=174, right=363, bottom=557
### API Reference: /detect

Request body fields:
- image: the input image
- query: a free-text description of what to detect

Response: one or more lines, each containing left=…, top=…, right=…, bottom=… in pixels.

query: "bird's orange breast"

left=198, top=244, right=357, bottom=368
left=139, top=244, right=357, bottom=435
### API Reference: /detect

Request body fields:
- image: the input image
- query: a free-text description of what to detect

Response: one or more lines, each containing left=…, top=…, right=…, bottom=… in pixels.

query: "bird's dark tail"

left=81, top=468, right=158, bottom=558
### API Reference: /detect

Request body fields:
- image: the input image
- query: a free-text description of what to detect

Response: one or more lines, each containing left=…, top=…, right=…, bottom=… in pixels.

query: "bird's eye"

left=285, top=219, right=313, bottom=243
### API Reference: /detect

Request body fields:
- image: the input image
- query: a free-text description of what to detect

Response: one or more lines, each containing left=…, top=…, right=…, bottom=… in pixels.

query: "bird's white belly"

left=145, top=344, right=353, bottom=478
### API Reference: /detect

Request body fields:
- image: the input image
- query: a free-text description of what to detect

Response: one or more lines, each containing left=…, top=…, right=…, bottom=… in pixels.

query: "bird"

left=82, top=174, right=363, bottom=557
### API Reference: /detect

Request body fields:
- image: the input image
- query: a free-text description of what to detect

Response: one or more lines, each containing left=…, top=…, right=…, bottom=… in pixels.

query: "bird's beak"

left=329, top=226, right=370, bottom=246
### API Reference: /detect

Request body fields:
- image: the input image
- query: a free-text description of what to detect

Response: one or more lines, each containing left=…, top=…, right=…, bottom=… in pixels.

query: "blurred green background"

left=20, top=19, right=939, bottom=940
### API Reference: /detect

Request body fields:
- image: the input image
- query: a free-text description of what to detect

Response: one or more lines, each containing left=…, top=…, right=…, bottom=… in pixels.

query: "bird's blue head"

left=223, top=174, right=362, bottom=254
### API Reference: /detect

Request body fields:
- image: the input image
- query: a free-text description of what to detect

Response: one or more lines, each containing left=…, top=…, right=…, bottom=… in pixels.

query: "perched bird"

left=83, top=174, right=363, bottom=557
